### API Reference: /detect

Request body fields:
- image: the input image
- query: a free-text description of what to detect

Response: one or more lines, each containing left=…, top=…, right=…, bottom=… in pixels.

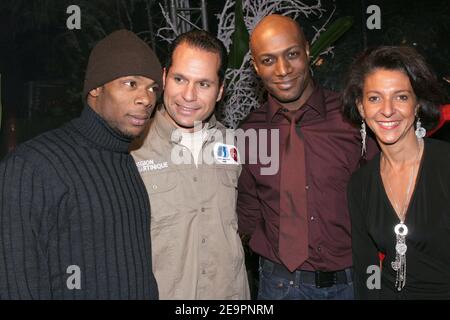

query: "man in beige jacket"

left=131, top=30, right=250, bottom=300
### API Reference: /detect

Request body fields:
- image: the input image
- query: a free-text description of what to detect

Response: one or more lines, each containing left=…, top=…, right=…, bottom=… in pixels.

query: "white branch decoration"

left=156, top=3, right=180, bottom=43
left=311, top=5, right=336, bottom=44
left=158, top=0, right=336, bottom=128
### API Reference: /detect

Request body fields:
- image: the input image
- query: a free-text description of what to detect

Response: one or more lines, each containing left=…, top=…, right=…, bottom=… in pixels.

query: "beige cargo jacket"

left=131, top=107, right=250, bottom=300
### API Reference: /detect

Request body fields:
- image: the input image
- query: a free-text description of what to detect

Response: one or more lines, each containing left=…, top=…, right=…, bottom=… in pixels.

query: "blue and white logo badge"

left=214, top=143, right=239, bottom=165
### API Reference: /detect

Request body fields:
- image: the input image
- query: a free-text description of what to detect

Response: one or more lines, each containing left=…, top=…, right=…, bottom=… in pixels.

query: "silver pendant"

left=391, top=260, right=400, bottom=271
left=396, top=243, right=407, bottom=255
left=392, top=223, right=408, bottom=291
left=394, top=223, right=408, bottom=236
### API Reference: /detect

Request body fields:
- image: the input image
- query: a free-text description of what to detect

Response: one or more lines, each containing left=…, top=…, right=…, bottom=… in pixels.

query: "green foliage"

left=309, top=16, right=354, bottom=64
left=227, top=0, right=249, bottom=70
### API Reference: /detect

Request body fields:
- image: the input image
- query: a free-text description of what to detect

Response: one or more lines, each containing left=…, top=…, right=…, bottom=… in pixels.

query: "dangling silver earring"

left=415, top=117, right=426, bottom=139
left=360, top=120, right=367, bottom=156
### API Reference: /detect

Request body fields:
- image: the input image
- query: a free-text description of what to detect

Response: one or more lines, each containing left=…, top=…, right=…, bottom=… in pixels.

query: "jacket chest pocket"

left=142, top=171, right=179, bottom=225
left=216, top=167, right=240, bottom=220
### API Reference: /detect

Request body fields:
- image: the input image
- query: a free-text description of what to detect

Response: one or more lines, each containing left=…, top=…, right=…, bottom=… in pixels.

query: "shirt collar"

left=265, top=83, right=327, bottom=123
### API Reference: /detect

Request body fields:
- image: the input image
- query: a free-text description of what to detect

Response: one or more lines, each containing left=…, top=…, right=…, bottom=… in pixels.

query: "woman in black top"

left=342, top=46, right=450, bottom=299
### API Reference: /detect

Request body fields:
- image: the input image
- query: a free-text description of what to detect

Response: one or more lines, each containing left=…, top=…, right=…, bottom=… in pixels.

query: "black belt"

left=261, top=258, right=353, bottom=289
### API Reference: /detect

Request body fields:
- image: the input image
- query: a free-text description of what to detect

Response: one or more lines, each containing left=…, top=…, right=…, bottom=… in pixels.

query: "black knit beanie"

left=83, top=29, right=162, bottom=99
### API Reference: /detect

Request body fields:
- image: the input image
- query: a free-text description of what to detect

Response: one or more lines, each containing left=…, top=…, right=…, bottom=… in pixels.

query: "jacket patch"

left=136, top=159, right=169, bottom=173
left=214, top=143, right=239, bottom=165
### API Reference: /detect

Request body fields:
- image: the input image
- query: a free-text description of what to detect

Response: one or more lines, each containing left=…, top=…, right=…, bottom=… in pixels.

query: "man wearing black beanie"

left=0, top=30, right=162, bottom=299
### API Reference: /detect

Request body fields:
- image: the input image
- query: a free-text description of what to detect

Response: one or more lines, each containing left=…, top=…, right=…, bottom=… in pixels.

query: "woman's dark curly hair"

left=342, top=46, right=445, bottom=130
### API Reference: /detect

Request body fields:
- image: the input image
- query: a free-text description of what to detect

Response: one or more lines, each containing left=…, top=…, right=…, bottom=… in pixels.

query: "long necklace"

left=383, top=139, right=422, bottom=291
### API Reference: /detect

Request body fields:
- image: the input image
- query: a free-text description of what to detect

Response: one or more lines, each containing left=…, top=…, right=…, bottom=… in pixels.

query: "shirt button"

left=193, top=177, right=198, bottom=182
left=202, top=238, right=206, bottom=244
left=310, top=216, right=315, bottom=221
left=152, top=184, right=158, bottom=190
left=317, top=246, right=322, bottom=252
left=305, top=185, right=309, bottom=190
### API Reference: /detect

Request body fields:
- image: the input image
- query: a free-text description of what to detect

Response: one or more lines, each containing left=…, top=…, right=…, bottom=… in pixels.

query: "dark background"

left=1, top=0, right=449, bottom=158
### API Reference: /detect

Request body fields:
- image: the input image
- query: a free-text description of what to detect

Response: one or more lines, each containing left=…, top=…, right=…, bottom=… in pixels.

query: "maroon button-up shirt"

left=237, top=85, right=378, bottom=272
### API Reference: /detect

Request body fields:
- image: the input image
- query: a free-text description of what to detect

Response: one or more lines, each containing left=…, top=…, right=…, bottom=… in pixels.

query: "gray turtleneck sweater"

left=0, top=106, right=158, bottom=299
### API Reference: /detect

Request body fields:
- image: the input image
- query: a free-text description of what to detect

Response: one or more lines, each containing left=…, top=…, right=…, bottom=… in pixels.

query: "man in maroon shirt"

left=237, top=14, right=378, bottom=300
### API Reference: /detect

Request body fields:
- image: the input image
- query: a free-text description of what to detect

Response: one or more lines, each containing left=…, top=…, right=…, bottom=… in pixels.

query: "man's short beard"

left=105, top=118, right=140, bottom=140
left=114, top=126, right=141, bottom=140
left=271, top=77, right=312, bottom=105
left=118, top=129, right=139, bottom=140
